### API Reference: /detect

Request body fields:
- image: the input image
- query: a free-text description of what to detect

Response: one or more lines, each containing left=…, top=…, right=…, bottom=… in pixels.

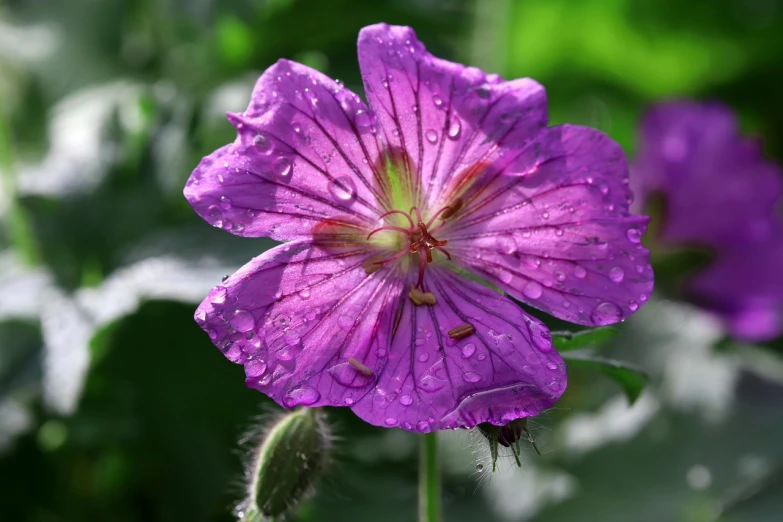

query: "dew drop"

left=523, top=281, right=543, bottom=299
left=417, top=420, right=431, bottom=433
left=477, top=353, right=486, bottom=361
left=355, top=109, right=372, bottom=128
left=253, top=134, right=273, bottom=153
left=522, top=365, right=535, bottom=375
left=498, top=270, right=513, bottom=284
left=219, top=196, right=232, bottom=210
left=425, top=129, right=438, bottom=144
left=609, top=267, right=625, bottom=283
left=417, top=353, right=429, bottom=363
left=210, top=286, right=227, bottom=305
left=274, top=157, right=292, bottom=177
left=542, top=211, right=550, bottom=219
left=208, top=329, right=217, bottom=340
left=384, top=417, right=397, bottom=426
left=432, top=94, right=443, bottom=108
left=629, top=300, right=639, bottom=311
left=549, top=378, right=564, bottom=392
left=590, top=302, right=624, bottom=326
left=626, top=228, right=642, bottom=243
left=328, top=176, right=357, bottom=201
left=574, top=266, right=587, bottom=279
left=461, top=343, right=476, bottom=358
left=476, top=464, right=484, bottom=472
left=400, top=394, right=413, bottom=406
left=283, top=386, right=321, bottom=407
left=298, top=286, right=311, bottom=299
left=462, top=371, right=481, bottom=383
left=447, top=119, right=461, bottom=140
left=230, top=309, right=255, bottom=332
left=546, top=362, right=558, bottom=370
left=496, top=235, right=516, bottom=254
left=245, top=359, right=267, bottom=377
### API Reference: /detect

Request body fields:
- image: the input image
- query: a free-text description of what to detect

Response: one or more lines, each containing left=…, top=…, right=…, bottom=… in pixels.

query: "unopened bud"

left=477, top=418, right=540, bottom=472
left=238, top=407, right=331, bottom=520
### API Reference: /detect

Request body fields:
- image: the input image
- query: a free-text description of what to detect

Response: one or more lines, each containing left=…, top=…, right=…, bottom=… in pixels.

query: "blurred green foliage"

left=1, top=0, right=783, bottom=521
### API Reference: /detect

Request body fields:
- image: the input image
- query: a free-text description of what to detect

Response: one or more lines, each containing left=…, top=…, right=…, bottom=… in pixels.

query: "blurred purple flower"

left=632, top=101, right=783, bottom=341
left=184, top=24, right=653, bottom=432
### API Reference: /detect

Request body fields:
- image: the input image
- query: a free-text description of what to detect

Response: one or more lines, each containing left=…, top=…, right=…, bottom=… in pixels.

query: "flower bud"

left=238, top=407, right=331, bottom=520
left=477, top=418, right=540, bottom=472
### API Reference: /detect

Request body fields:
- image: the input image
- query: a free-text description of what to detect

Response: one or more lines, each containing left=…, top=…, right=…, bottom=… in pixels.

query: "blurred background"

left=1, top=0, right=783, bottom=520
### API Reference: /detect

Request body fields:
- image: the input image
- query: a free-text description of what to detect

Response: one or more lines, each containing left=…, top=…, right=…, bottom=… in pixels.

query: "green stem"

left=0, top=107, right=39, bottom=264
left=419, top=432, right=441, bottom=522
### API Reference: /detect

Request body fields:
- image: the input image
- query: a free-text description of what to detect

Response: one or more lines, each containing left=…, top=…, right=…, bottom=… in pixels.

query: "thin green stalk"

left=419, top=432, right=441, bottom=522
left=0, top=107, right=39, bottom=264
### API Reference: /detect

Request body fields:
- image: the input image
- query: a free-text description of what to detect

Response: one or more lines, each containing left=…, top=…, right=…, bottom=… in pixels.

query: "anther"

left=362, top=255, right=385, bottom=275
left=348, top=357, right=373, bottom=376
left=408, top=285, right=437, bottom=306
left=448, top=323, right=475, bottom=339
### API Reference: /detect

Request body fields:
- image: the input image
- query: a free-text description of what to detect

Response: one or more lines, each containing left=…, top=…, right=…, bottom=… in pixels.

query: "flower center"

left=367, top=205, right=455, bottom=287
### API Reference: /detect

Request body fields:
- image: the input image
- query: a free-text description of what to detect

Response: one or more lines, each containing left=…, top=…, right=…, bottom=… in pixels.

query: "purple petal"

left=688, top=229, right=783, bottom=341
left=447, top=125, right=653, bottom=326
left=184, top=60, right=388, bottom=241
left=632, top=101, right=782, bottom=246
left=196, top=243, right=564, bottom=432
left=195, top=241, right=401, bottom=408
left=349, top=267, right=566, bottom=432
left=357, top=24, right=548, bottom=210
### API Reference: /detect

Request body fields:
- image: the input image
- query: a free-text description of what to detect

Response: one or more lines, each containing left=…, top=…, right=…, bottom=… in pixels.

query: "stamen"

left=409, top=286, right=437, bottom=306
left=362, top=255, right=386, bottom=275
left=427, top=198, right=462, bottom=227
left=348, top=357, right=374, bottom=376
left=448, top=323, right=475, bottom=339
left=367, top=225, right=412, bottom=240
left=379, top=209, right=415, bottom=229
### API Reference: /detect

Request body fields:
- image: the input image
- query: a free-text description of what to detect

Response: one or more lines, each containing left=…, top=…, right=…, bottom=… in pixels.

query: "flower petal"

left=350, top=266, right=566, bottom=432
left=197, top=241, right=414, bottom=409
left=632, top=101, right=783, bottom=246
left=688, top=231, right=783, bottom=341
left=447, top=125, right=654, bottom=326
left=357, top=23, right=548, bottom=212
left=184, top=60, right=388, bottom=241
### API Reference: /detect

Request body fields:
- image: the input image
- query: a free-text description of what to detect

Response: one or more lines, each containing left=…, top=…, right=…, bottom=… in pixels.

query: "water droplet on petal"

left=327, top=176, right=357, bottom=202
left=297, top=286, right=311, bottom=299
left=274, top=157, right=292, bottom=177
left=245, top=359, right=267, bottom=377
left=355, top=109, right=372, bottom=128
left=400, top=395, right=413, bottom=406
left=462, top=371, right=481, bottom=383
left=546, top=362, right=558, bottom=370
left=609, top=267, right=625, bottom=283
left=476, top=464, right=484, bottom=472
left=627, top=228, right=642, bottom=243
left=219, top=196, right=232, bottom=210
left=210, top=286, right=227, bottom=305
left=283, top=386, right=320, bottom=407
left=522, top=365, right=535, bottom=374
left=629, top=300, right=639, bottom=311
left=425, top=129, right=438, bottom=144
left=208, top=328, right=217, bottom=340
left=230, top=309, right=255, bottom=332
left=338, top=315, right=355, bottom=331
left=523, top=281, right=543, bottom=299
left=432, top=94, right=443, bottom=108
left=574, top=266, right=587, bottom=279
left=461, top=343, right=476, bottom=358
left=590, top=302, right=624, bottom=325
left=417, top=353, right=429, bottom=363
left=253, top=134, right=273, bottom=153
left=417, top=420, right=431, bottom=433
left=447, top=119, right=461, bottom=140
left=384, top=417, right=397, bottom=426
left=496, top=235, right=516, bottom=254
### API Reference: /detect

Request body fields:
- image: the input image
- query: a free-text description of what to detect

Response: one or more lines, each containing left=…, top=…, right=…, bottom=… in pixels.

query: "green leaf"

left=562, top=353, right=648, bottom=404
left=551, top=327, right=618, bottom=351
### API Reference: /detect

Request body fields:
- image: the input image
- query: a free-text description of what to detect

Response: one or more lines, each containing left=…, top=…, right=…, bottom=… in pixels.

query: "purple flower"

left=632, top=101, right=783, bottom=340
left=184, top=24, right=653, bottom=432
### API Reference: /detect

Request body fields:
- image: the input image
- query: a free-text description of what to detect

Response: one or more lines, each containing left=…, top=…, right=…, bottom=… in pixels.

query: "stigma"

left=367, top=204, right=456, bottom=287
